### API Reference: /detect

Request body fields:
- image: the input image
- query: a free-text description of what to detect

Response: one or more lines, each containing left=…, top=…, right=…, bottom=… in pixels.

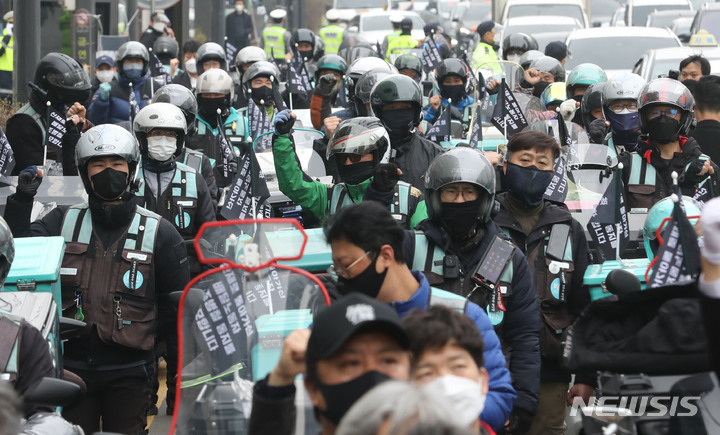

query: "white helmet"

left=133, top=102, right=187, bottom=161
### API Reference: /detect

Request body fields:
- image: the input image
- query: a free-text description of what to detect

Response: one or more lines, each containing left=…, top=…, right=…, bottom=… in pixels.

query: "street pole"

left=14, top=0, right=40, bottom=104
left=212, top=0, right=226, bottom=44
left=127, top=0, right=139, bottom=41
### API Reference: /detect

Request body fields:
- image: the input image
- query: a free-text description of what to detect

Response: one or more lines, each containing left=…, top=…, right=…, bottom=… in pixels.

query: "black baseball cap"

left=306, top=293, right=409, bottom=364
left=545, top=41, right=569, bottom=62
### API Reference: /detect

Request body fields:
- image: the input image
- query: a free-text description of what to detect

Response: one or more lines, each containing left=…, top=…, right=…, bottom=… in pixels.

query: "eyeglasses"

left=335, top=153, right=364, bottom=164
left=440, top=185, right=478, bottom=202
left=608, top=101, right=638, bottom=113
left=646, top=108, right=681, bottom=120
left=327, top=251, right=373, bottom=279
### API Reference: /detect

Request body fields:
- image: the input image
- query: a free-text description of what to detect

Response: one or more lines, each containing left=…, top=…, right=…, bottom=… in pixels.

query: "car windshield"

left=507, top=4, right=585, bottom=23
left=627, top=4, right=691, bottom=26
left=504, top=21, right=581, bottom=36
left=647, top=10, right=694, bottom=27
left=566, top=36, right=680, bottom=70
left=336, top=0, right=388, bottom=8
left=649, top=56, right=720, bottom=78
left=697, top=11, right=720, bottom=39
left=463, top=3, right=492, bottom=20
left=362, top=14, right=424, bottom=31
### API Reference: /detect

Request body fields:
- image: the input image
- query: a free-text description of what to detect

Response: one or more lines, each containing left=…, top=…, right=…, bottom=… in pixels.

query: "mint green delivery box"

left=584, top=258, right=650, bottom=301
left=265, top=228, right=332, bottom=273
left=252, top=309, right=314, bottom=381
left=1, top=236, right=66, bottom=315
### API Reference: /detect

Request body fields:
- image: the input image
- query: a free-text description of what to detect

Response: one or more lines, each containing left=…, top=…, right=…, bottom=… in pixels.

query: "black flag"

left=217, top=123, right=235, bottom=184
left=544, top=156, right=569, bottom=203
left=491, top=81, right=528, bottom=138
left=225, top=40, right=238, bottom=67
left=221, top=151, right=272, bottom=221
left=0, top=126, right=15, bottom=185
left=46, top=108, right=66, bottom=151
left=425, top=104, right=451, bottom=143
left=693, top=176, right=716, bottom=206
left=149, top=51, right=172, bottom=85
left=586, top=168, right=629, bottom=262
left=288, top=57, right=313, bottom=97
left=647, top=197, right=701, bottom=288
left=420, top=34, right=442, bottom=73
left=556, top=118, right=573, bottom=147
left=248, top=97, right=273, bottom=152
left=468, top=108, right=483, bottom=149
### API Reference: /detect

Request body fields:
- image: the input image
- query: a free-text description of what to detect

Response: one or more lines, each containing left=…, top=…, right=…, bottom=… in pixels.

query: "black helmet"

left=152, top=84, right=198, bottom=135
left=502, top=33, right=538, bottom=59
left=370, top=74, right=424, bottom=131
left=116, top=41, right=150, bottom=77
left=327, top=117, right=391, bottom=166
left=292, top=28, right=316, bottom=59
left=346, top=45, right=379, bottom=64
left=580, top=82, right=606, bottom=131
left=519, top=49, right=544, bottom=70
left=0, top=216, right=14, bottom=287
left=32, top=52, right=92, bottom=107
left=152, top=36, right=179, bottom=59
left=435, top=58, right=469, bottom=84
left=638, top=78, right=695, bottom=137
left=196, top=42, right=228, bottom=74
left=425, top=147, right=496, bottom=223
left=400, top=17, right=413, bottom=34
left=316, top=54, right=348, bottom=81
left=354, top=69, right=396, bottom=116
left=529, top=56, right=565, bottom=82
left=394, top=54, right=423, bottom=78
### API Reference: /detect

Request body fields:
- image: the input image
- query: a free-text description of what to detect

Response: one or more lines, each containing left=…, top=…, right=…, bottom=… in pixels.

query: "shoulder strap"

left=124, top=207, right=162, bottom=254
left=629, top=152, right=655, bottom=186
left=60, top=203, right=93, bottom=244
left=428, top=287, right=468, bottom=314
left=412, top=232, right=444, bottom=276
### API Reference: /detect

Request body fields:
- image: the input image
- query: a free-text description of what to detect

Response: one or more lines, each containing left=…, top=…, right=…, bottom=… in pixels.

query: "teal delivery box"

left=2, top=236, right=66, bottom=315
left=584, top=258, right=650, bottom=301
left=252, top=309, right=313, bottom=381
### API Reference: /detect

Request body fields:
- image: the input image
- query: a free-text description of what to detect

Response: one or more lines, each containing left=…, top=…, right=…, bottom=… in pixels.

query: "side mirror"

left=23, top=377, right=82, bottom=408
left=605, top=269, right=641, bottom=295
left=348, top=26, right=358, bottom=33
left=679, top=33, right=691, bottom=43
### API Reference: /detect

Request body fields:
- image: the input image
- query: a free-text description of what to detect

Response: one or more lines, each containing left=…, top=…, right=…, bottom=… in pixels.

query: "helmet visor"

left=327, top=125, right=387, bottom=159
left=46, top=68, right=91, bottom=90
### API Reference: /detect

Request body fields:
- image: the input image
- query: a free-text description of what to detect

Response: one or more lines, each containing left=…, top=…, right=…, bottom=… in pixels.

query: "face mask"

left=440, top=84, right=465, bottom=102
left=380, top=109, right=415, bottom=138
left=337, top=255, right=387, bottom=298
left=96, top=70, right=114, bottom=83
left=646, top=115, right=681, bottom=144
left=198, top=97, right=228, bottom=124
left=251, top=86, right=274, bottom=105
left=505, top=162, right=553, bottom=207
left=184, top=58, right=197, bottom=74
left=316, top=370, right=392, bottom=425
left=147, top=135, right=178, bottom=162
left=423, top=375, right=486, bottom=427
left=533, top=81, right=550, bottom=98
left=298, top=49, right=314, bottom=60
left=337, top=160, right=375, bottom=186
left=90, top=167, right=129, bottom=201
left=439, top=198, right=482, bottom=240
left=605, top=109, right=639, bottom=146
left=507, top=54, right=521, bottom=64
left=153, top=22, right=166, bottom=33
left=123, top=63, right=143, bottom=80
left=235, top=4, right=245, bottom=12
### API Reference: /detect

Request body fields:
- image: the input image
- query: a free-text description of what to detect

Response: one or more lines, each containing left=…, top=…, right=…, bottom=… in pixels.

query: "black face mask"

left=251, top=86, right=274, bottom=105
left=505, top=162, right=553, bottom=207
left=316, top=370, right=392, bottom=425
left=380, top=109, right=415, bottom=138
left=198, top=97, right=228, bottom=127
left=90, top=167, right=129, bottom=201
left=646, top=115, right=681, bottom=144
left=533, top=81, right=550, bottom=98
left=337, top=160, right=375, bottom=185
left=439, top=198, right=482, bottom=240
left=440, top=84, right=465, bottom=102
left=337, top=255, right=387, bottom=298
left=298, top=49, right=314, bottom=60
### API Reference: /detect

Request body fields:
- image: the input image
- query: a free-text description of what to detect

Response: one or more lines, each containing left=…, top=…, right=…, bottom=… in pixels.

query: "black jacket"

left=404, top=219, right=541, bottom=415
left=3, top=194, right=190, bottom=368
left=494, top=195, right=594, bottom=385
left=392, top=132, right=445, bottom=195
left=689, top=119, right=720, bottom=165
left=226, top=12, right=254, bottom=50
left=172, top=71, right=194, bottom=91
left=10, top=318, right=56, bottom=417
left=139, top=27, right=164, bottom=50
left=619, top=136, right=720, bottom=210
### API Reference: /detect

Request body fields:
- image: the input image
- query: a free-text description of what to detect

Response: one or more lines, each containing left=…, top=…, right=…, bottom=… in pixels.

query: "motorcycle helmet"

left=346, top=57, right=397, bottom=102
left=602, top=72, right=647, bottom=117
left=541, top=82, right=568, bottom=110
left=152, top=36, right=179, bottom=60
left=580, top=82, right=606, bottom=131
left=354, top=69, right=396, bottom=116
left=638, top=77, right=695, bottom=137
left=116, top=41, right=150, bottom=78
left=0, top=216, right=13, bottom=287
left=151, top=84, right=199, bottom=136
left=327, top=117, right=391, bottom=165
left=566, top=63, right=607, bottom=97
left=32, top=52, right=92, bottom=108
left=519, top=49, right=544, bottom=70
left=235, top=46, right=267, bottom=71
left=315, top=54, right=348, bottom=82
left=369, top=74, right=423, bottom=130
left=196, top=42, right=228, bottom=74
left=502, top=33, right=538, bottom=60
left=394, top=54, right=423, bottom=83
left=292, top=28, right=316, bottom=60
left=643, top=195, right=701, bottom=259
left=529, top=56, right=565, bottom=82
left=133, top=102, right=187, bottom=161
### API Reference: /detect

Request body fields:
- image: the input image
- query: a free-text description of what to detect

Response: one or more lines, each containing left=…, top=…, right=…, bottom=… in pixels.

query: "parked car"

left=646, top=9, right=697, bottom=28
left=690, top=2, right=720, bottom=40
left=591, top=0, right=623, bottom=27
left=632, top=46, right=720, bottom=80
left=565, top=26, right=682, bottom=76
left=347, top=11, right=426, bottom=46
left=451, top=1, right=492, bottom=36
left=672, top=16, right=695, bottom=42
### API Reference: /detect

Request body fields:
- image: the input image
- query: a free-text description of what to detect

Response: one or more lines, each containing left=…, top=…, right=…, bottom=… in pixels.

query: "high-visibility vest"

left=319, top=24, right=344, bottom=55
left=263, top=26, right=287, bottom=60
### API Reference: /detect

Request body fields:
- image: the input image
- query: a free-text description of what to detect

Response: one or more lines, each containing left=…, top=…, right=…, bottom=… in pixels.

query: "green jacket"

left=272, top=133, right=428, bottom=228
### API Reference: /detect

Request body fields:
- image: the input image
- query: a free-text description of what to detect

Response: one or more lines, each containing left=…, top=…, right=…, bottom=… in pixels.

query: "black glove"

left=15, top=166, right=42, bottom=201
left=371, top=162, right=400, bottom=192
left=505, top=408, right=535, bottom=434
left=273, top=109, right=296, bottom=136
left=314, top=73, right=338, bottom=97
left=588, top=118, right=609, bottom=144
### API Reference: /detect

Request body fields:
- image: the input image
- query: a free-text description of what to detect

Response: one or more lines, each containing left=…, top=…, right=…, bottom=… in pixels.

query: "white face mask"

left=507, top=54, right=521, bottom=64
left=423, top=375, right=486, bottom=427
left=235, top=4, right=245, bottom=12
left=96, top=70, right=114, bottom=83
left=185, top=58, right=197, bottom=74
left=493, top=32, right=501, bottom=45
left=147, top=135, right=177, bottom=162
left=153, top=22, right=166, bottom=33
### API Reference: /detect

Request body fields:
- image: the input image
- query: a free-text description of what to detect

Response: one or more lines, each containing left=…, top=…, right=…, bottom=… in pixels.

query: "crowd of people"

left=1, top=2, right=720, bottom=435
